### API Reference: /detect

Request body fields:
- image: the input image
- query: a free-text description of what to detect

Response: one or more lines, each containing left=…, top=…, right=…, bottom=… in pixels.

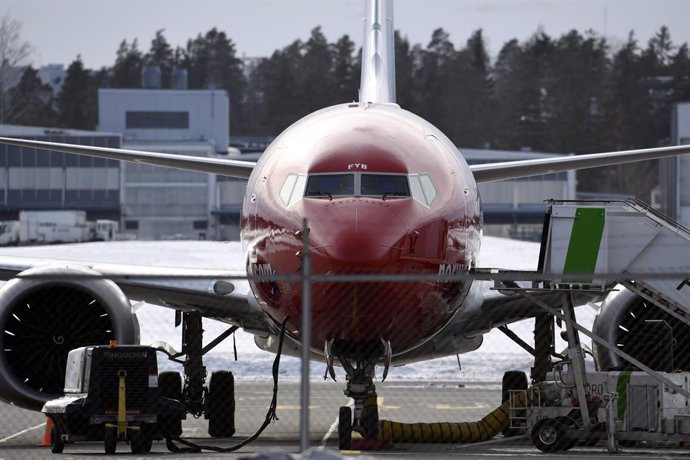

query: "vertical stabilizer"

left=359, top=0, right=396, bottom=104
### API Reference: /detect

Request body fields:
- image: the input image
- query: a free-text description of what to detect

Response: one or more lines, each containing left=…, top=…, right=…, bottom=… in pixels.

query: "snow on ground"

left=0, top=237, right=598, bottom=382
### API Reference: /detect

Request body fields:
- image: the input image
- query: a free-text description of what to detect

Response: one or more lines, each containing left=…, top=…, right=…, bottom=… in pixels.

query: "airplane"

left=1, top=0, right=690, bottom=448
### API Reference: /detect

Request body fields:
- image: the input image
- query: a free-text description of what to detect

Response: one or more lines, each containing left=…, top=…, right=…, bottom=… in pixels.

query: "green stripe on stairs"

left=563, top=207, right=605, bottom=283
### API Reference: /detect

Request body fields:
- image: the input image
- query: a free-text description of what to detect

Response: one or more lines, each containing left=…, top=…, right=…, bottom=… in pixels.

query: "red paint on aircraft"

left=241, top=103, right=482, bottom=358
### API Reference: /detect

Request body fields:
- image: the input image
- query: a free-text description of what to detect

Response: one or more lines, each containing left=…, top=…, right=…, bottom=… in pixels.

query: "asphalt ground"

left=1, top=381, right=690, bottom=459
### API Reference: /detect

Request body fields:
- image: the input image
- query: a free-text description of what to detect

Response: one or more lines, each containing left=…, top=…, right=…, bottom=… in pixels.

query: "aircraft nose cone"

left=304, top=198, right=409, bottom=266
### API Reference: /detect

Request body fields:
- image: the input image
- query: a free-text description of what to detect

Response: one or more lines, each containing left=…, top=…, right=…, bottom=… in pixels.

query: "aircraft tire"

left=362, top=399, right=379, bottom=439
left=158, top=371, right=183, bottom=438
left=207, top=370, right=236, bottom=438
left=338, top=406, right=352, bottom=450
left=50, top=424, right=64, bottom=454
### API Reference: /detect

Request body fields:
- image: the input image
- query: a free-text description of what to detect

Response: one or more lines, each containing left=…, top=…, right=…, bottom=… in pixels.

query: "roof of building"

left=0, top=124, right=120, bottom=138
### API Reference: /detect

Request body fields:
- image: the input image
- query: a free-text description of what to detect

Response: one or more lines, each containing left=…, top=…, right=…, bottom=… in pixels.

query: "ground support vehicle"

left=42, top=344, right=181, bottom=454
left=509, top=369, right=690, bottom=452
left=490, top=200, right=690, bottom=452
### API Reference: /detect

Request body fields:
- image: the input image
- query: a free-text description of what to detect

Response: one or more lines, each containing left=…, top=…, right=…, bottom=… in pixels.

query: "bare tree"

left=0, top=13, right=32, bottom=123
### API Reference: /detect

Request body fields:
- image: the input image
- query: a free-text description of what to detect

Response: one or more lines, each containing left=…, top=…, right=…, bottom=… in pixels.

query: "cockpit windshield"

left=283, top=172, right=434, bottom=206
left=305, top=174, right=355, bottom=197
left=361, top=174, right=410, bottom=197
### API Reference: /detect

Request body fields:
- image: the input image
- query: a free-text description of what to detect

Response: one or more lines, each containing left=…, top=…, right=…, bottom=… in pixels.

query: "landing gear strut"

left=333, top=339, right=390, bottom=449
left=154, top=310, right=239, bottom=438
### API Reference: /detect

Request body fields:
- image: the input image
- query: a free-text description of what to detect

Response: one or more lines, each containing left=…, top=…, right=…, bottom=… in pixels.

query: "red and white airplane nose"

left=304, top=198, right=409, bottom=266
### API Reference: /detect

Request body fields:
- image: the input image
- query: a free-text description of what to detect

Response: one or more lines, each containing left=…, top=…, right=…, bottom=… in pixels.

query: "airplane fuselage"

left=241, top=103, right=482, bottom=358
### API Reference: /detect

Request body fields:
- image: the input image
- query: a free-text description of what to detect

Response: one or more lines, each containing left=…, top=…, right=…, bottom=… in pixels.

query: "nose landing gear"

left=333, top=339, right=391, bottom=450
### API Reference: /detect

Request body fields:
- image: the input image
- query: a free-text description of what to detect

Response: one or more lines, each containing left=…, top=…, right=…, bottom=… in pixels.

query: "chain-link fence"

left=1, top=218, right=690, bottom=456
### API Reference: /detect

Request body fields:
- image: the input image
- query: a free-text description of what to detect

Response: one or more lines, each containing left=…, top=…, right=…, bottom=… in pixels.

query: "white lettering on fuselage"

left=438, top=263, right=466, bottom=281
left=347, top=163, right=368, bottom=170
left=254, top=263, right=275, bottom=276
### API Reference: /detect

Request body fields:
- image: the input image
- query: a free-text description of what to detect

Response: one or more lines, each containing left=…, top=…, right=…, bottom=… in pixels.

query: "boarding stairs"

left=495, top=199, right=690, bottom=451
left=541, top=198, right=690, bottom=327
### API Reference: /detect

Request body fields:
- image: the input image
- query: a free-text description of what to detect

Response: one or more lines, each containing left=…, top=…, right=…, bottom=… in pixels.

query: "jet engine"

left=592, top=286, right=690, bottom=372
left=0, top=265, right=139, bottom=411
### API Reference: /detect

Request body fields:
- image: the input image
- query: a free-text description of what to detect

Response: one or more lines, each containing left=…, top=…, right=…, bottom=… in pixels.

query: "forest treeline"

left=4, top=25, right=690, bottom=196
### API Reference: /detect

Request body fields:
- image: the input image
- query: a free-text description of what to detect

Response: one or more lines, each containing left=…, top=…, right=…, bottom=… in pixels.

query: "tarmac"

left=1, top=381, right=690, bottom=459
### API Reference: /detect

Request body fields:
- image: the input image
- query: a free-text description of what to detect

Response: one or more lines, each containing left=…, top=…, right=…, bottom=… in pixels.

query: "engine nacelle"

left=593, top=285, right=690, bottom=372
left=0, top=265, right=139, bottom=411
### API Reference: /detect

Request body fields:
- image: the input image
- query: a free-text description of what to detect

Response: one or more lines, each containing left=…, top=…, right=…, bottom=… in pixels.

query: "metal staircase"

left=542, top=198, right=690, bottom=326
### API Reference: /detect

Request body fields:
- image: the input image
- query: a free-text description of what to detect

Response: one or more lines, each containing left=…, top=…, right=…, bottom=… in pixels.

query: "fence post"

left=300, top=218, right=311, bottom=452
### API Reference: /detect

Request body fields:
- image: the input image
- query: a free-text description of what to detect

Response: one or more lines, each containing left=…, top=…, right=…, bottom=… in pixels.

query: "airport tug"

left=42, top=342, right=181, bottom=454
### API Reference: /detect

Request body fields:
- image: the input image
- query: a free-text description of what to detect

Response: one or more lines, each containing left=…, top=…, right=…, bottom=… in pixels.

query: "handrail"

left=545, top=198, right=690, bottom=236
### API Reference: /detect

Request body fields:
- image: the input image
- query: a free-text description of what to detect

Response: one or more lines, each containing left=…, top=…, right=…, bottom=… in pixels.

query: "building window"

left=125, top=220, right=139, bottom=230
left=193, top=220, right=208, bottom=230
left=125, top=111, right=189, bottom=129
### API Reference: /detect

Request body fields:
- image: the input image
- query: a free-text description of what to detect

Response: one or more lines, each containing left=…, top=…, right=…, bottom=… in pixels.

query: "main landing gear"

left=153, top=311, right=238, bottom=438
left=328, top=339, right=391, bottom=450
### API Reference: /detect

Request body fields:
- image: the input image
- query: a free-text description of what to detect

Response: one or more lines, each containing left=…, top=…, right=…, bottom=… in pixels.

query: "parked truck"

left=0, top=221, right=19, bottom=245
left=91, top=219, right=120, bottom=241
left=10, top=211, right=122, bottom=245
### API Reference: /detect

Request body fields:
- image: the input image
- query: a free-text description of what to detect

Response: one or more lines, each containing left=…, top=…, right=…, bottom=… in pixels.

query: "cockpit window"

left=361, top=174, right=410, bottom=197
left=409, top=174, right=437, bottom=207
left=279, top=173, right=307, bottom=206
left=305, top=174, right=354, bottom=197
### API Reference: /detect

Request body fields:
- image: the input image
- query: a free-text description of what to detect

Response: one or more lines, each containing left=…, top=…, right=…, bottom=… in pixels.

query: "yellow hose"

left=378, top=387, right=537, bottom=443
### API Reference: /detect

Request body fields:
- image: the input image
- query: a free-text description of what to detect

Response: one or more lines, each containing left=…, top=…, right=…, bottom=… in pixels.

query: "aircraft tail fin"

left=359, top=0, right=396, bottom=104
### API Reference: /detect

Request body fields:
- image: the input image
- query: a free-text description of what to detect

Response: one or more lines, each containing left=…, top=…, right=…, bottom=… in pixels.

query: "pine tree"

left=145, top=30, right=174, bottom=88
left=5, top=66, right=56, bottom=126
left=417, top=28, right=457, bottom=136
left=670, top=43, right=690, bottom=101
left=302, top=27, right=336, bottom=112
left=186, top=28, right=245, bottom=133
left=331, top=35, right=358, bottom=103
left=112, top=39, right=143, bottom=88
left=255, top=41, right=305, bottom=134
left=57, top=56, right=93, bottom=129
left=394, top=31, right=422, bottom=113
left=600, top=33, right=653, bottom=195
left=546, top=30, right=609, bottom=154
left=454, top=29, right=493, bottom=148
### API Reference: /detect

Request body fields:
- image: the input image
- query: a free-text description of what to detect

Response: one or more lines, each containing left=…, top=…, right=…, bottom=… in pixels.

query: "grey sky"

left=4, top=0, right=690, bottom=69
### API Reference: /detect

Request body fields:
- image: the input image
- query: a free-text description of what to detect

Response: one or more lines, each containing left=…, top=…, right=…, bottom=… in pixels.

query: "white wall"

left=98, top=89, right=229, bottom=152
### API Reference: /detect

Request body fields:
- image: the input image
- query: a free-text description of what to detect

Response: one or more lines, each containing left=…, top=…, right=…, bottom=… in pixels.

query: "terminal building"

left=0, top=125, right=121, bottom=221
left=98, top=86, right=228, bottom=240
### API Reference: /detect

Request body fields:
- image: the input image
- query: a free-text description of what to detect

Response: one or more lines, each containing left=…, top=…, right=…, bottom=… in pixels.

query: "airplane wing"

left=0, top=137, right=257, bottom=180
left=3, top=137, right=690, bottom=184
left=470, top=144, right=690, bottom=183
left=0, top=244, right=270, bottom=335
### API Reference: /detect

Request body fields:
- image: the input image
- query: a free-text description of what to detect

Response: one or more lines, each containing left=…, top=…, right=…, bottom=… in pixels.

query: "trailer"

left=19, top=210, right=90, bottom=244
